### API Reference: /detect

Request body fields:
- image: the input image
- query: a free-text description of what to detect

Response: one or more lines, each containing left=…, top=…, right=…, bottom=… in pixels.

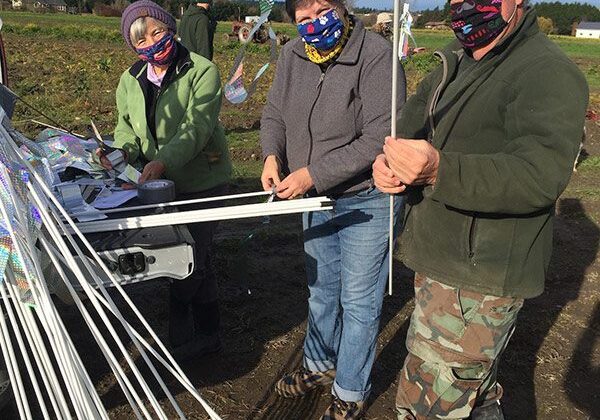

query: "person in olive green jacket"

left=98, top=1, right=231, bottom=360
left=373, top=0, right=588, bottom=419
left=179, top=0, right=217, bottom=61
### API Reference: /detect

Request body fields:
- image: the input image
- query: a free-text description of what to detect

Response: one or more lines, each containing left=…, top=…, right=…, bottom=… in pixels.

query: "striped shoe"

left=321, top=396, right=365, bottom=420
left=274, top=366, right=335, bottom=398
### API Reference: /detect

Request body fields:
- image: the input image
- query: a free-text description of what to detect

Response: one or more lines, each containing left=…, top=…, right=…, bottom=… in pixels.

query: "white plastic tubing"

left=388, top=0, right=402, bottom=296
left=74, top=196, right=334, bottom=234
left=1, top=120, right=224, bottom=419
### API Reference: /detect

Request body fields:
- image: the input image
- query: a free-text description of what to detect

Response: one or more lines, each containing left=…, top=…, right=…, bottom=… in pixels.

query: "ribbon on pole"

left=224, top=0, right=277, bottom=104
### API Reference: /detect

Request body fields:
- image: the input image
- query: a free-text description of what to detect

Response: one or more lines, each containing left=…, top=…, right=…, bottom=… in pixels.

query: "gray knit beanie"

left=121, top=0, right=177, bottom=50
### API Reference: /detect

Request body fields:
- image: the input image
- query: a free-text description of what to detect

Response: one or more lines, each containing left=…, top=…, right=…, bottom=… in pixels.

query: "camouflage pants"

left=396, top=274, right=524, bottom=419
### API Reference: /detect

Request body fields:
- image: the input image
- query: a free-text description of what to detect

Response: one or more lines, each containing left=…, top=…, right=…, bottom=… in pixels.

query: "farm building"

left=575, top=22, right=600, bottom=39
left=12, top=0, right=67, bottom=12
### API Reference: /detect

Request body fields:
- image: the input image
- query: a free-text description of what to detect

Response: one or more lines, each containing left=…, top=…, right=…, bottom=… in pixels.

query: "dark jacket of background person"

left=397, top=9, right=588, bottom=299
left=179, top=4, right=217, bottom=60
left=260, top=19, right=406, bottom=196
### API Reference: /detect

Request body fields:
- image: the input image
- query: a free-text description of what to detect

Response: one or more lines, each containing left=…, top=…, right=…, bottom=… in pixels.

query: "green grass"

left=0, top=10, right=121, bottom=29
left=231, top=160, right=263, bottom=180
left=226, top=130, right=260, bottom=149
left=563, top=187, right=600, bottom=200
left=549, top=34, right=600, bottom=59
left=578, top=156, right=600, bottom=171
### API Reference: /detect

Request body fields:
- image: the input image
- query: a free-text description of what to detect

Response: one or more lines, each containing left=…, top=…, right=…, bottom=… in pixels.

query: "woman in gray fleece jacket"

left=259, top=0, right=406, bottom=418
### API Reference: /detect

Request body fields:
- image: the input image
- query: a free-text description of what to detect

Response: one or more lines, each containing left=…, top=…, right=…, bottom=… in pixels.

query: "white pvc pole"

left=0, top=300, right=30, bottom=420
left=389, top=0, right=401, bottom=296
left=74, top=197, right=333, bottom=234
left=30, top=189, right=157, bottom=420
left=38, top=236, right=139, bottom=420
left=69, top=190, right=273, bottom=217
left=2, top=118, right=222, bottom=419
left=41, top=191, right=222, bottom=420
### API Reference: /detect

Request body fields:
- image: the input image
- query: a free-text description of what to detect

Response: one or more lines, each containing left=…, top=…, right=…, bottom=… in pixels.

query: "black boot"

left=171, top=301, right=222, bottom=362
left=168, top=289, right=193, bottom=348
left=193, top=301, right=220, bottom=336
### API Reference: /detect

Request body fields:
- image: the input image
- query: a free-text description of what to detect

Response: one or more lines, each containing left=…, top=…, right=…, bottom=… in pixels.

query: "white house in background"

left=575, top=22, right=600, bottom=39
left=11, top=0, right=23, bottom=8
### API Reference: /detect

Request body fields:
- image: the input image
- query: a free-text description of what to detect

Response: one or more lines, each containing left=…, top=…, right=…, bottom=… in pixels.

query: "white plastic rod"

left=44, top=195, right=217, bottom=420
left=30, top=189, right=159, bottom=420
left=74, top=197, right=333, bottom=233
left=3, top=119, right=222, bottom=419
left=40, top=235, right=213, bottom=419
left=388, top=0, right=401, bottom=296
left=38, top=236, right=139, bottom=420
left=69, top=190, right=273, bottom=217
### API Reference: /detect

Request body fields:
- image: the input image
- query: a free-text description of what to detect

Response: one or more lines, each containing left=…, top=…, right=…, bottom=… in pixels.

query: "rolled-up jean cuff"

left=304, top=356, right=335, bottom=373
left=333, top=380, right=370, bottom=402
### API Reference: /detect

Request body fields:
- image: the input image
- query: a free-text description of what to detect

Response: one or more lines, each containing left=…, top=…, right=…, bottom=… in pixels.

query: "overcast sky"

left=357, top=0, right=600, bottom=11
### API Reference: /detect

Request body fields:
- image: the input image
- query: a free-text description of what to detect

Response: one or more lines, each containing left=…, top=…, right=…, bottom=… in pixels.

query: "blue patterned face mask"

left=297, top=9, right=345, bottom=51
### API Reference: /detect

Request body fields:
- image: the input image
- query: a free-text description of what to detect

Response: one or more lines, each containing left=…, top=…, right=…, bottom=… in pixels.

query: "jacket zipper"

left=307, top=67, right=330, bottom=165
left=468, top=216, right=477, bottom=260
left=427, top=51, right=450, bottom=142
left=154, top=87, right=162, bottom=150
left=151, top=60, right=191, bottom=152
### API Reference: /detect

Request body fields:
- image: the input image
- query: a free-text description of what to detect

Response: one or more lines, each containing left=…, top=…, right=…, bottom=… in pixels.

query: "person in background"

left=372, top=0, right=588, bottom=418
left=98, top=0, right=231, bottom=360
left=260, top=0, right=406, bottom=418
left=179, top=0, right=217, bottom=61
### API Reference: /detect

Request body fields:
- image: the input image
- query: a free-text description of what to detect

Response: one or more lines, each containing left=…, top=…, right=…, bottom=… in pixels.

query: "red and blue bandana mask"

left=297, top=9, right=345, bottom=52
left=135, top=32, right=177, bottom=65
left=450, top=0, right=507, bottom=49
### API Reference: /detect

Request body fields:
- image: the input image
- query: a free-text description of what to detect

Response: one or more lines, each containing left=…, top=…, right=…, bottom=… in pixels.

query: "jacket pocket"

left=465, top=216, right=516, bottom=277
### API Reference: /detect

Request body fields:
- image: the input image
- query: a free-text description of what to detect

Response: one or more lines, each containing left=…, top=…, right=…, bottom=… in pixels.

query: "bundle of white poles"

left=0, top=109, right=333, bottom=419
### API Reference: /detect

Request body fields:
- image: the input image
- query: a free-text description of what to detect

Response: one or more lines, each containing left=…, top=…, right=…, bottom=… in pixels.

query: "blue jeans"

left=302, top=187, right=405, bottom=402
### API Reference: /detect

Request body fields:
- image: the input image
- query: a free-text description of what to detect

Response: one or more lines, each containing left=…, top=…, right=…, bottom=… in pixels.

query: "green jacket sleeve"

left=154, top=64, right=222, bottom=170
left=429, top=59, right=589, bottom=215
left=113, top=73, right=141, bottom=162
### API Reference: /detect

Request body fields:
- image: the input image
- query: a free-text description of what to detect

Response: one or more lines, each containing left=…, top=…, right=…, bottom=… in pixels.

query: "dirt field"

left=1, top=12, right=599, bottom=419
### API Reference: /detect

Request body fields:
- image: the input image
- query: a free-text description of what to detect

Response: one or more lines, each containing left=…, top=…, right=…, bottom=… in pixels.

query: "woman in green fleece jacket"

left=98, top=1, right=231, bottom=360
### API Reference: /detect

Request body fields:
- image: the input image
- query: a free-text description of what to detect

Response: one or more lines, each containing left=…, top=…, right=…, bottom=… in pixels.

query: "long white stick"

left=74, top=197, right=333, bottom=234
left=3, top=115, right=226, bottom=419
left=29, top=188, right=160, bottom=420
left=0, top=302, right=30, bottom=419
left=38, top=235, right=141, bottom=420
left=389, top=0, right=401, bottom=296
left=39, top=181, right=222, bottom=420
left=69, top=190, right=273, bottom=217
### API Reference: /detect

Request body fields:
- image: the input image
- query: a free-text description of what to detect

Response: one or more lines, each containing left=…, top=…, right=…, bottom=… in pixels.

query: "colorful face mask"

left=450, top=0, right=507, bottom=49
left=297, top=9, right=345, bottom=52
left=135, top=32, right=177, bottom=65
